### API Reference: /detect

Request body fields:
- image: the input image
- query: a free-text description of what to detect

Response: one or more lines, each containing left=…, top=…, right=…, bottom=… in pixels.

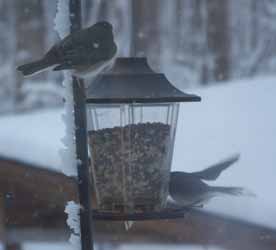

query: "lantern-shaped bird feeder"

left=86, top=57, right=200, bottom=215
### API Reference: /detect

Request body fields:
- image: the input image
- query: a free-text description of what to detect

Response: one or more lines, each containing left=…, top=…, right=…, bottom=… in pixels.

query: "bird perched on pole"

left=17, top=21, right=117, bottom=80
left=169, top=154, right=255, bottom=207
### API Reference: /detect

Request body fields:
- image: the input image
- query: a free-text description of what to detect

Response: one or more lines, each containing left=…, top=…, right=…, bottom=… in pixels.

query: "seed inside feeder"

left=88, top=122, right=171, bottom=213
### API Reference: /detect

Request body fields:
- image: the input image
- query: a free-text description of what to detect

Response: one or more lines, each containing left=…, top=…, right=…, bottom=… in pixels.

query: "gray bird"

left=169, top=154, right=254, bottom=207
left=17, top=21, right=117, bottom=78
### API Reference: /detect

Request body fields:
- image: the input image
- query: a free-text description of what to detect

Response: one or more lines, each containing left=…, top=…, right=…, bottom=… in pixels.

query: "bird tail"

left=192, top=154, right=240, bottom=181
left=17, top=59, right=53, bottom=76
left=210, top=186, right=256, bottom=197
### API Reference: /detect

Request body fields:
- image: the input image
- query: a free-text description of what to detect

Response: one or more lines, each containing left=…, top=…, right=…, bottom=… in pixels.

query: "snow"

left=58, top=72, right=78, bottom=177
left=115, top=244, right=225, bottom=250
left=54, top=0, right=70, bottom=40
left=65, top=201, right=81, bottom=249
left=0, top=109, right=64, bottom=170
left=0, top=75, right=276, bottom=229
left=22, top=242, right=224, bottom=250
left=54, top=0, right=78, bottom=177
left=23, top=242, right=74, bottom=250
left=172, top=75, right=276, bottom=228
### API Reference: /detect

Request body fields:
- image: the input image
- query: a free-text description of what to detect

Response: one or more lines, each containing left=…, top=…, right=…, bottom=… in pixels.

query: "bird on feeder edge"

left=169, top=154, right=255, bottom=208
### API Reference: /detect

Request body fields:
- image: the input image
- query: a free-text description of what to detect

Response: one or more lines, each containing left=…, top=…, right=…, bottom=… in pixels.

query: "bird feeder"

left=86, top=57, right=201, bottom=214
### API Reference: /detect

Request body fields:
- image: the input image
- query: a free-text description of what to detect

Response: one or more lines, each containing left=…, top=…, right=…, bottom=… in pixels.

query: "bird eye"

left=93, top=42, right=100, bottom=48
left=102, top=22, right=111, bottom=28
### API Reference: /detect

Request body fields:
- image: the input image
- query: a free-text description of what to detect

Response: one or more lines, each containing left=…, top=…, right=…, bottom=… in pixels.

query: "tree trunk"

left=15, top=0, right=47, bottom=103
left=206, top=0, right=229, bottom=83
left=131, top=0, right=161, bottom=70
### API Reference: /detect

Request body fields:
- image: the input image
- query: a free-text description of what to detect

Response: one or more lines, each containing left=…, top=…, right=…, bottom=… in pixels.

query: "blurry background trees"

left=1, top=0, right=276, bottom=114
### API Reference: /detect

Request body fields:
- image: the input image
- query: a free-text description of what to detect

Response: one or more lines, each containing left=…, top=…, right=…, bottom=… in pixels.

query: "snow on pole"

left=54, top=0, right=78, bottom=177
left=65, top=201, right=82, bottom=250
left=54, top=0, right=70, bottom=39
left=54, top=1, right=81, bottom=249
left=55, top=1, right=94, bottom=250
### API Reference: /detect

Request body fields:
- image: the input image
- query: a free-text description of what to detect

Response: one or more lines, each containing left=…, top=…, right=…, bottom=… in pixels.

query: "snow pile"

left=54, top=0, right=78, bottom=177
left=58, top=72, right=78, bottom=177
left=65, top=201, right=81, bottom=250
left=23, top=243, right=224, bottom=250
left=172, top=75, right=276, bottom=228
left=23, top=242, right=74, bottom=250
left=117, top=244, right=225, bottom=250
left=54, top=0, right=70, bottom=39
left=0, top=109, right=64, bottom=170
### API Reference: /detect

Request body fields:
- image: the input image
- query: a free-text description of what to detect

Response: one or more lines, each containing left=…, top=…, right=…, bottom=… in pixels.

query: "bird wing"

left=53, top=46, right=109, bottom=71
left=58, top=28, right=92, bottom=51
left=53, top=64, right=72, bottom=71
left=191, top=154, right=240, bottom=181
left=53, top=36, right=116, bottom=71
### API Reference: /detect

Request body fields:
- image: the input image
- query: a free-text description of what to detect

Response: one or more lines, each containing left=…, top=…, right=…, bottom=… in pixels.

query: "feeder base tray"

left=92, top=207, right=190, bottom=221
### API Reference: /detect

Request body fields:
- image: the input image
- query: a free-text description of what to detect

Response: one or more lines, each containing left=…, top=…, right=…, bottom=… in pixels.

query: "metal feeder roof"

left=86, top=57, right=201, bottom=104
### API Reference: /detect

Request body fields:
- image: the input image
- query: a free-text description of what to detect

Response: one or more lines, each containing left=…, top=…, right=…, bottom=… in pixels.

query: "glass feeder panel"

left=87, top=103, right=179, bottom=213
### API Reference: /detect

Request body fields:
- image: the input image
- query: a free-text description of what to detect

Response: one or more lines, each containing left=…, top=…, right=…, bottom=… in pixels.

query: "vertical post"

left=69, top=1, right=94, bottom=250
left=130, top=0, right=136, bottom=57
left=206, top=0, right=229, bottom=82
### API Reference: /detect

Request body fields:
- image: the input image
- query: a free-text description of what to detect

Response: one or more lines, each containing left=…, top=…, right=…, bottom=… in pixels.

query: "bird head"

left=91, top=21, right=113, bottom=31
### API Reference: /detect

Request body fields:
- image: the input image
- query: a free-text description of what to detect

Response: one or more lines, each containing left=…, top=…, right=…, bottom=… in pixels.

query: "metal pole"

left=69, top=1, right=94, bottom=250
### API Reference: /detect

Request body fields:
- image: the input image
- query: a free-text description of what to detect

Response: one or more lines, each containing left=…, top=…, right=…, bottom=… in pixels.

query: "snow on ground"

left=23, top=242, right=74, bottom=250
left=0, top=108, right=64, bottom=171
left=0, top=75, right=276, bottom=229
left=112, top=243, right=225, bottom=250
left=22, top=242, right=224, bottom=250
left=172, top=75, right=276, bottom=229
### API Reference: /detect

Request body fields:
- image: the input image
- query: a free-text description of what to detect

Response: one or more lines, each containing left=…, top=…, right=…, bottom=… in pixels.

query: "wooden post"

left=0, top=194, right=6, bottom=248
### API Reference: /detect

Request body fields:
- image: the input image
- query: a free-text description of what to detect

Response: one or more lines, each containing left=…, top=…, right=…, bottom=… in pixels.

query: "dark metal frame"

left=92, top=208, right=189, bottom=221
left=70, top=1, right=94, bottom=250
